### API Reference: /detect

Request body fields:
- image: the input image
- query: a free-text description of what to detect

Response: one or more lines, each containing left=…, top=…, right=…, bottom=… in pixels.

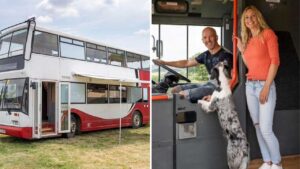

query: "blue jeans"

left=245, top=80, right=281, bottom=164
left=180, top=82, right=216, bottom=103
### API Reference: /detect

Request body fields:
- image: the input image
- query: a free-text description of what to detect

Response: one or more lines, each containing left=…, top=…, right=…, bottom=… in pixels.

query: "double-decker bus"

left=0, top=18, right=150, bottom=139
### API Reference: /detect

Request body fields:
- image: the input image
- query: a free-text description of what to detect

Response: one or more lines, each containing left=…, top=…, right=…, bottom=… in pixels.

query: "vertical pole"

left=230, top=0, right=238, bottom=89
left=119, top=82, right=122, bottom=144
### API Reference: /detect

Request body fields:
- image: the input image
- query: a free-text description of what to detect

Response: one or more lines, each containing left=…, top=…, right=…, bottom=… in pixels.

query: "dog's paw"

left=198, top=99, right=206, bottom=105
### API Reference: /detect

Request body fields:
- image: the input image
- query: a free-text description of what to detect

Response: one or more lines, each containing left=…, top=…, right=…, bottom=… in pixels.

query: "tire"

left=65, top=115, right=79, bottom=138
left=132, top=111, right=142, bottom=128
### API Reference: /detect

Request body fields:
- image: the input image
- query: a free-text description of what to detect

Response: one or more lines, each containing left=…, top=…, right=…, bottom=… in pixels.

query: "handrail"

left=230, top=0, right=238, bottom=90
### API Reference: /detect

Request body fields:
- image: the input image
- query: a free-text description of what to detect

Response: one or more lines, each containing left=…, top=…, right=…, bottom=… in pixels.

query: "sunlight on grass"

left=0, top=126, right=150, bottom=169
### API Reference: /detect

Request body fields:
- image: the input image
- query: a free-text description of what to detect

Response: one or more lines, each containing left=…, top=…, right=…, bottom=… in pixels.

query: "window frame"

left=32, top=30, right=59, bottom=57
left=70, top=82, right=86, bottom=104
left=87, top=83, right=109, bottom=104
left=108, top=85, right=127, bottom=104
left=126, top=52, right=142, bottom=69
left=85, top=42, right=108, bottom=64
left=0, top=28, right=29, bottom=59
left=59, top=36, right=86, bottom=61
left=107, top=47, right=127, bottom=67
left=0, top=77, right=29, bottom=115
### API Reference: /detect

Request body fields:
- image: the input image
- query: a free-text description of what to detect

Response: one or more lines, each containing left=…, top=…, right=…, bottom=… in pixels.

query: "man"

left=153, top=27, right=233, bottom=103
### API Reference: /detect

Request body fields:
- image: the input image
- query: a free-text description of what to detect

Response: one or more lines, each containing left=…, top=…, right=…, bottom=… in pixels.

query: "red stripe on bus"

left=0, top=125, right=32, bottom=139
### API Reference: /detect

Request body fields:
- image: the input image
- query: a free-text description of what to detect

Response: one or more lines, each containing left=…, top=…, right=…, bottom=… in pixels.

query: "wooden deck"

left=248, top=155, right=300, bottom=169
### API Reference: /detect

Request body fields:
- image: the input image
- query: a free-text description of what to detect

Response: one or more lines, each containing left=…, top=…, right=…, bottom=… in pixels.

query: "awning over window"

left=72, top=72, right=150, bottom=84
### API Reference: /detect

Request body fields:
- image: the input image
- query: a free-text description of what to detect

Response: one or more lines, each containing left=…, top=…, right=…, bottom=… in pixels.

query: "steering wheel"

left=156, top=63, right=191, bottom=83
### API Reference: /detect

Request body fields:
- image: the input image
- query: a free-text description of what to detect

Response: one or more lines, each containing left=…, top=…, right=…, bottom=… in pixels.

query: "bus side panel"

left=0, top=125, right=32, bottom=139
left=71, top=107, right=135, bottom=132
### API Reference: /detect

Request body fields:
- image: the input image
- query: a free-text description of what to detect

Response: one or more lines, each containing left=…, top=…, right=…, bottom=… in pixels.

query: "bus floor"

left=248, top=155, right=300, bottom=169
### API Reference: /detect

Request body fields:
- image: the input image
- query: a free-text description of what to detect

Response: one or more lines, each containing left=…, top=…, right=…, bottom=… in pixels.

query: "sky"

left=0, top=0, right=150, bottom=55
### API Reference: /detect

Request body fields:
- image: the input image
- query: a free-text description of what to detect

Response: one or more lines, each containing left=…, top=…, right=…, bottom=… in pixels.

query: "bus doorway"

left=41, top=82, right=56, bottom=135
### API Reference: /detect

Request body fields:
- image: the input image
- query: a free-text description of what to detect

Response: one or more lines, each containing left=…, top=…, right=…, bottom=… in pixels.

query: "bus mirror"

left=152, top=35, right=157, bottom=53
left=156, top=40, right=163, bottom=58
left=30, top=82, right=37, bottom=89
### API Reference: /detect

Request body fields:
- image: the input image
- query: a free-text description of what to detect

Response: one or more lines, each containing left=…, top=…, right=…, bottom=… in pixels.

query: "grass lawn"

left=0, top=125, right=150, bottom=169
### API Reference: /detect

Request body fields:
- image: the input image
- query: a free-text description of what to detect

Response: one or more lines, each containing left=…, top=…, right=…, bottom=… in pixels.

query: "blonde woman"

left=234, top=5, right=283, bottom=169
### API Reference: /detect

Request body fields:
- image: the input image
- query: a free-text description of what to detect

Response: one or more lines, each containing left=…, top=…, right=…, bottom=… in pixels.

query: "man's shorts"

left=179, top=82, right=216, bottom=103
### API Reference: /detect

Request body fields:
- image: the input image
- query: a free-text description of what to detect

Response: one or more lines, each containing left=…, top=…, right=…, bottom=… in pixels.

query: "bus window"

left=71, top=83, right=86, bottom=104
left=86, top=43, right=107, bottom=63
left=0, top=80, right=6, bottom=107
left=3, top=79, right=26, bottom=111
left=142, top=88, right=148, bottom=102
left=151, top=24, right=159, bottom=82
left=141, top=55, right=150, bottom=70
left=109, top=85, right=127, bottom=103
left=127, top=87, right=142, bottom=103
left=60, top=37, right=85, bottom=60
left=87, top=83, right=108, bottom=104
left=0, top=29, right=27, bottom=59
left=127, top=52, right=142, bottom=69
left=0, top=33, right=12, bottom=59
left=33, top=31, right=59, bottom=56
left=108, top=48, right=126, bottom=67
left=188, top=26, right=221, bottom=83
left=160, top=25, right=187, bottom=80
left=9, top=29, right=28, bottom=57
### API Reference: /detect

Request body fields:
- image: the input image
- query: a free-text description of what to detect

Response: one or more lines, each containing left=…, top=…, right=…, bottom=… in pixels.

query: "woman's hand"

left=232, top=35, right=244, bottom=53
left=259, top=85, right=270, bottom=104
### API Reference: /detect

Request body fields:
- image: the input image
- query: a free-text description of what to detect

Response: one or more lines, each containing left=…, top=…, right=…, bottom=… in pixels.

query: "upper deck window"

left=86, top=43, right=107, bottom=63
left=0, top=29, right=27, bottom=59
left=141, top=55, right=150, bottom=70
left=0, top=34, right=11, bottom=59
left=60, top=37, right=85, bottom=60
left=127, top=52, right=141, bottom=69
left=108, top=48, right=126, bottom=67
left=32, top=31, right=59, bottom=56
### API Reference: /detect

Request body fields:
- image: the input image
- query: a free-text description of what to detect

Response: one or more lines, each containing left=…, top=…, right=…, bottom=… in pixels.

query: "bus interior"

left=151, top=0, right=299, bottom=168
left=41, top=82, right=56, bottom=135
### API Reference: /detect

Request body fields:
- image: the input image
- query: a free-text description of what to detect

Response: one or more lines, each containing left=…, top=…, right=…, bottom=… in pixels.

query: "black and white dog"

left=198, top=62, right=249, bottom=169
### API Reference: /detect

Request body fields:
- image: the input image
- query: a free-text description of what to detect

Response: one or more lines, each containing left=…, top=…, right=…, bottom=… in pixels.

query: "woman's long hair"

left=241, top=5, right=269, bottom=45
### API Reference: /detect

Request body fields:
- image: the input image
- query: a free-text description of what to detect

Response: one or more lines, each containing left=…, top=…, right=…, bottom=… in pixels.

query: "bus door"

left=58, top=82, right=70, bottom=133
left=31, top=80, right=42, bottom=139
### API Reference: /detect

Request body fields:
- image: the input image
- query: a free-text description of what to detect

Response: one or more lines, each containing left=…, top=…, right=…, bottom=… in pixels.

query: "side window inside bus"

left=33, top=31, right=58, bottom=56
left=87, top=83, right=108, bottom=104
left=60, top=37, right=85, bottom=60
left=127, top=52, right=142, bottom=69
left=86, top=43, right=107, bottom=63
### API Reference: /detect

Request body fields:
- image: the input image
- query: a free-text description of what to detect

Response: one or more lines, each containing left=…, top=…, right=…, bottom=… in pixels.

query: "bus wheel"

left=132, top=111, right=142, bottom=128
left=66, top=115, right=77, bottom=138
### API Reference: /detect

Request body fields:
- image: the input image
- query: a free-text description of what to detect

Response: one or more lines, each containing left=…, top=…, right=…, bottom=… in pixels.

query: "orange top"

left=243, top=29, right=280, bottom=80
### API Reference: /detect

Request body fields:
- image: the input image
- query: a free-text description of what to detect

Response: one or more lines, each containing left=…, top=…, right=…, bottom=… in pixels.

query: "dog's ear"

left=210, top=68, right=219, bottom=80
